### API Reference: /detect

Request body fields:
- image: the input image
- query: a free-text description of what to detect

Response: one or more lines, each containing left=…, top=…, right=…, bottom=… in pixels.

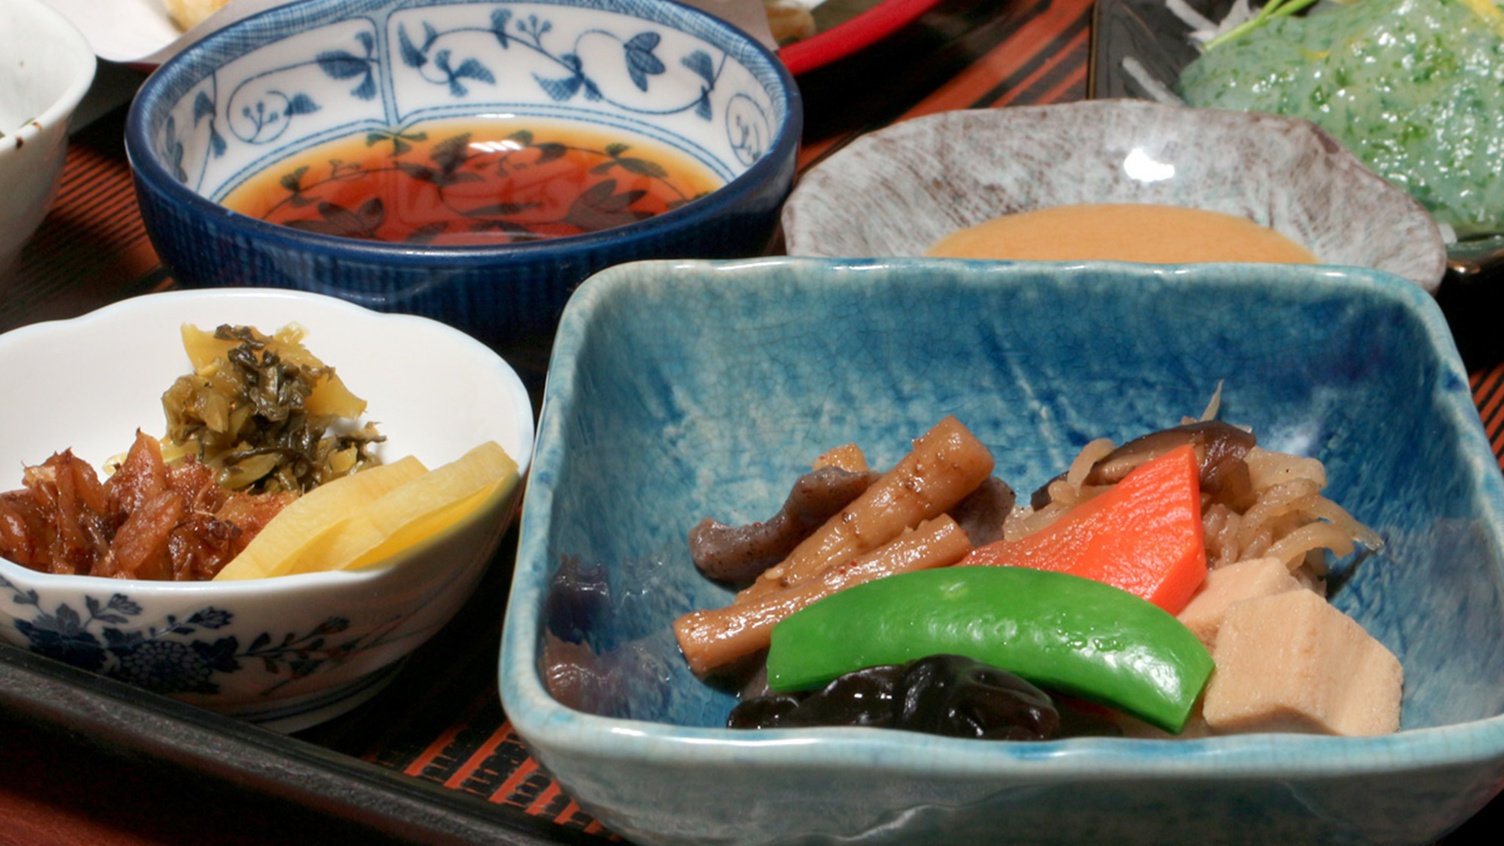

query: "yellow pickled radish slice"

left=179, top=323, right=367, bottom=417
left=344, top=480, right=504, bottom=570
left=180, top=323, right=239, bottom=372
left=285, top=440, right=519, bottom=575
left=213, top=455, right=428, bottom=580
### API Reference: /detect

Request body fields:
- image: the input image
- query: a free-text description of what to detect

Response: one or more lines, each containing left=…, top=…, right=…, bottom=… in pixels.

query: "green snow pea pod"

left=764, top=566, right=1214, bottom=733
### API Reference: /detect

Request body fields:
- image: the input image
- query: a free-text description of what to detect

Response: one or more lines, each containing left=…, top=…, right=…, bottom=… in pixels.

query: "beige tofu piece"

left=1177, top=557, right=1304, bottom=652
left=1202, top=589, right=1402, bottom=736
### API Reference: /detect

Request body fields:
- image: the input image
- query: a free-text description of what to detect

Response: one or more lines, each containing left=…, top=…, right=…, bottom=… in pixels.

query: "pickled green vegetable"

left=161, top=325, right=384, bottom=494
left=1179, top=0, right=1504, bottom=237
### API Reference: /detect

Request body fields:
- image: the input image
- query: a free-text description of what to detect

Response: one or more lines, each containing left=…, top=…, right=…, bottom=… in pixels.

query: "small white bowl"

left=782, top=100, right=1448, bottom=292
left=0, top=288, right=533, bottom=732
left=0, top=0, right=95, bottom=274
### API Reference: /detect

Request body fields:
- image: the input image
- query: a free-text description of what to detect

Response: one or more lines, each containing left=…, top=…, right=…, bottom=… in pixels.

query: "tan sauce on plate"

left=925, top=203, right=1319, bottom=264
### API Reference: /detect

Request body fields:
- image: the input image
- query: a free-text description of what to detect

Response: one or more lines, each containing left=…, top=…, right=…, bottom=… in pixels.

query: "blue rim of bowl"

left=124, top=0, right=803, bottom=270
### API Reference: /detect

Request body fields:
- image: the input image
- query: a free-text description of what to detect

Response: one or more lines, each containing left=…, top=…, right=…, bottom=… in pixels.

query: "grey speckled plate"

left=782, top=100, right=1447, bottom=292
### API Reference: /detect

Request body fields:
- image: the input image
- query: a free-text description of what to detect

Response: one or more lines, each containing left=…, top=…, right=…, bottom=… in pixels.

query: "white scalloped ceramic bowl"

left=0, top=288, right=533, bottom=732
left=782, top=100, right=1448, bottom=292
left=0, top=0, right=96, bottom=274
left=125, top=0, right=801, bottom=344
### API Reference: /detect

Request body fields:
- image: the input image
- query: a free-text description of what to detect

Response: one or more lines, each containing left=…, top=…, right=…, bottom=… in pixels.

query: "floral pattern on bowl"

left=1, top=573, right=401, bottom=698
left=156, top=0, right=780, bottom=202
left=126, top=0, right=799, bottom=343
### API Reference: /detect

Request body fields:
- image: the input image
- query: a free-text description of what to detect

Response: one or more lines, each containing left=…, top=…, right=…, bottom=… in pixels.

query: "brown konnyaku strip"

left=675, top=516, right=972, bottom=676
left=737, top=415, right=994, bottom=602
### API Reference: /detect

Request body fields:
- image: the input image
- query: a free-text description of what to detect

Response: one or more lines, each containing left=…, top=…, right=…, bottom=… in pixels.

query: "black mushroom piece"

left=688, top=465, right=879, bottom=585
left=540, top=632, right=673, bottom=720
left=1030, top=420, right=1258, bottom=510
left=948, top=476, right=1016, bottom=547
left=539, top=557, right=677, bottom=719
left=729, top=654, right=1062, bottom=741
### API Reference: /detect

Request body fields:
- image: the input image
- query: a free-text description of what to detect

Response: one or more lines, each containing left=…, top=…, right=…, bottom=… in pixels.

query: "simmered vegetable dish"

left=672, top=410, right=1401, bottom=739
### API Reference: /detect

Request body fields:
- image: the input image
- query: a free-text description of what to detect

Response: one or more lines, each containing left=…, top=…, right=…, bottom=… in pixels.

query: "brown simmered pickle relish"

left=0, top=432, right=297, bottom=580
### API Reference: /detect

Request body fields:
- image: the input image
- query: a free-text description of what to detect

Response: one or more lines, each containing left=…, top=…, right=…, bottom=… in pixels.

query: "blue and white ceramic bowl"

left=125, top=0, right=800, bottom=344
left=0, top=288, right=533, bottom=733
left=782, top=101, right=1448, bottom=292
left=500, top=257, right=1504, bottom=844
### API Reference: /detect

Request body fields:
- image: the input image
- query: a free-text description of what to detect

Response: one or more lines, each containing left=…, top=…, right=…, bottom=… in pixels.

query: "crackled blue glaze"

left=499, top=258, right=1504, bottom=845
left=125, top=0, right=799, bottom=342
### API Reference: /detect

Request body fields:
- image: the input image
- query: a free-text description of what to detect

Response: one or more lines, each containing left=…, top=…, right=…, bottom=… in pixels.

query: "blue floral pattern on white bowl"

left=126, top=0, right=799, bottom=343
left=157, top=0, right=778, bottom=202
left=1, top=574, right=398, bottom=698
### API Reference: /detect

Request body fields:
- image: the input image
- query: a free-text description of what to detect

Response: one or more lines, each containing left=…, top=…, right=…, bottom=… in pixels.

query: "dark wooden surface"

left=1, top=0, right=1501, bottom=842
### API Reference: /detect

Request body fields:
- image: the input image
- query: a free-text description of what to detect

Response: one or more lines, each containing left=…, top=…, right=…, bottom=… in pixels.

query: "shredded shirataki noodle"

left=1004, top=389, right=1381, bottom=586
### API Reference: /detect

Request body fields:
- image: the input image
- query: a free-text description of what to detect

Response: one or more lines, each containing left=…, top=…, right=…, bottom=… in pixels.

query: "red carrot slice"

left=960, top=443, right=1206, bottom=614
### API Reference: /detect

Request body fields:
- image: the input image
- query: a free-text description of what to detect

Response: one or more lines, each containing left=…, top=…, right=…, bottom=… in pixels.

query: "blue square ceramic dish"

left=499, top=257, right=1504, bottom=845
